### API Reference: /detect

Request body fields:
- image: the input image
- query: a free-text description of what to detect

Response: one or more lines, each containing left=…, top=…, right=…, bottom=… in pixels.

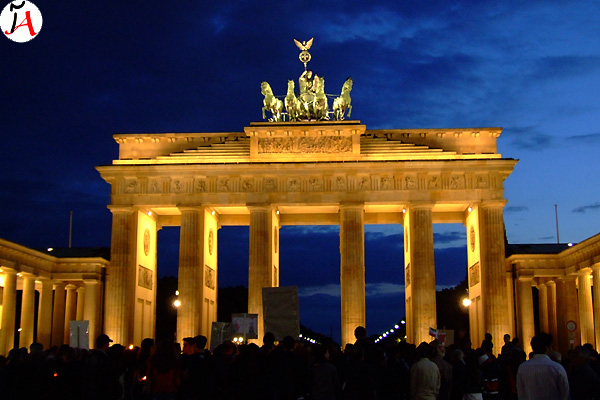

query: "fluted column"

left=52, top=282, right=66, bottom=347
left=64, top=284, right=77, bottom=344
left=84, top=280, right=101, bottom=348
left=516, top=277, right=535, bottom=354
left=538, top=282, right=549, bottom=333
left=37, top=279, right=53, bottom=349
left=248, top=205, right=278, bottom=342
left=19, top=274, right=36, bottom=348
left=547, top=280, right=558, bottom=342
left=0, top=268, right=17, bottom=355
left=592, top=265, right=600, bottom=352
left=556, top=276, right=579, bottom=356
left=405, top=204, right=436, bottom=344
left=479, top=203, right=510, bottom=348
left=340, top=203, right=366, bottom=347
left=105, top=206, right=136, bottom=345
left=577, top=269, right=594, bottom=347
left=76, top=286, right=86, bottom=321
left=177, top=207, right=204, bottom=340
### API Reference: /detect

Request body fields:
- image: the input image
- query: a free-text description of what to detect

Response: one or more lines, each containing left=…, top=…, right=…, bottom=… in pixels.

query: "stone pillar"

left=339, top=203, right=366, bottom=347
left=84, top=280, right=101, bottom=348
left=538, top=282, right=549, bottom=334
left=76, top=286, right=86, bottom=321
left=556, top=276, right=580, bottom=356
left=177, top=207, right=204, bottom=340
left=478, top=203, right=510, bottom=350
left=248, top=205, right=278, bottom=343
left=105, top=207, right=136, bottom=345
left=547, top=280, right=558, bottom=342
left=64, top=284, right=77, bottom=344
left=577, top=269, right=594, bottom=347
left=404, top=204, right=436, bottom=344
left=0, top=268, right=17, bottom=355
left=592, top=265, right=600, bottom=352
left=37, top=279, right=54, bottom=349
left=19, top=274, right=36, bottom=348
left=506, top=271, right=516, bottom=337
left=516, top=277, right=535, bottom=354
left=52, top=282, right=66, bottom=347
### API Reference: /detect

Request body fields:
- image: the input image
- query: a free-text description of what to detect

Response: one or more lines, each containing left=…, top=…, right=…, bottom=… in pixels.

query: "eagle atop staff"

left=294, top=38, right=313, bottom=51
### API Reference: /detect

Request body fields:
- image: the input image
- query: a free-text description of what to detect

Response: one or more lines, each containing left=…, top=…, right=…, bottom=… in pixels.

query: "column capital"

left=577, top=267, right=592, bottom=276
left=405, top=202, right=434, bottom=211
left=178, top=205, right=204, bottom=213
left=592, top=263, right=600, bottom=272
left=53, top=281, right=67, bottom=289
left=339, top=202, right=365, bottom=211
left=65, top=283, right=78, bottom=290
left=108, top=205, right=135, bottom=214
left=479, top=200, right=508, bottom=209
left=246, top=203, right=274, bottom=212
left=83, top=279, right=100, bottom=285
left=0, top=267, right=17, bottom=275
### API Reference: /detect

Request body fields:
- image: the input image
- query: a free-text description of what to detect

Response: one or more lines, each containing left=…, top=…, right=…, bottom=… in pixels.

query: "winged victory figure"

left=294, top=38, right=314, bottom=51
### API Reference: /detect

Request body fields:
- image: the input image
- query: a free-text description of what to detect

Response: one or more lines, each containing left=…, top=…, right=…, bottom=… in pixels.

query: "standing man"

left=516, top=333, right=569, bottom=400
left=410, top=342, right=440, bottom=400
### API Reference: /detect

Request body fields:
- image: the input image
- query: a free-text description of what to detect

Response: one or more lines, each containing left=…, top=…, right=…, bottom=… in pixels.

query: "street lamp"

left=462, top=298, right=471, bottom=307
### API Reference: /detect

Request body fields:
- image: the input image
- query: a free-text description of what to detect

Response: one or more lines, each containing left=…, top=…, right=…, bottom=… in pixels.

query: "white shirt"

left=516, top=354, right=569, bottom=400
left=410, top=357, right=441, bottom=400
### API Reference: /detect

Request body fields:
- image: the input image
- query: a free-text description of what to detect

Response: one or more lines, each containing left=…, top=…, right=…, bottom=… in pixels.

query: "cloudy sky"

left=1, top=1, right=599, bottom=340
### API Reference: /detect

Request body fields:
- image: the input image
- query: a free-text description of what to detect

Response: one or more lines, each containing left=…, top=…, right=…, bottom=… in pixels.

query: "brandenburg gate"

left=97, top=120, right=517, bottom=347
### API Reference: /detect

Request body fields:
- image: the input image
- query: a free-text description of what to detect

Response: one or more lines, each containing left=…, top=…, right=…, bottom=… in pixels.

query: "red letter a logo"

left=5, top=11, right=37, bottom=36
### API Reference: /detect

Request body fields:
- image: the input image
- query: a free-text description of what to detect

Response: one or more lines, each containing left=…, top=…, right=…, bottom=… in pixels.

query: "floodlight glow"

left=173, top=299, right=181, bottom=308
left=462, top=298, right=472, bottom=307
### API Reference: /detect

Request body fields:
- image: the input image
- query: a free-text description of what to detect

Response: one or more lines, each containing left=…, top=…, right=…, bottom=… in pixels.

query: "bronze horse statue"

left=333, top=77, right=353, bottom=120
left=261, top=81, right=283, bottom=122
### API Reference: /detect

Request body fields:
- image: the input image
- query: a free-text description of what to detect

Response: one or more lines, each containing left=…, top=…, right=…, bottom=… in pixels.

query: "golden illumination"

left=173, top=299, right=181, bottom=308
left=462, top=298, right=472, bottom=307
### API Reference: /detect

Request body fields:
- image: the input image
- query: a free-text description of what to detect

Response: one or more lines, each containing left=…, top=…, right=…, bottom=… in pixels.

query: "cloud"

left=528, top=56, right=600, bottom=82
left=502, top=126, right=555, bottom=150
left=572, top=202, right=600, bottom=213
left=434, top=231, right=466, bottom=245
left=567, top=133, right=600, bottom=144
left=505, top=206, right=529, bottom=213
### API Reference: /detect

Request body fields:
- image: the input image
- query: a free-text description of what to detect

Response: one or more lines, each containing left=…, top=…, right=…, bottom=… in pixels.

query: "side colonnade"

left=0, top=239, right=106, bottom=355
left=508, top=233, right=600, bottom=356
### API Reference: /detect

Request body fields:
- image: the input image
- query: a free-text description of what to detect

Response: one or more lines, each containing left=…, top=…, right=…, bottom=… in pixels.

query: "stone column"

left=538, top=281, right=549, bottom=334
left=248, top=205, right=278, bottom=342
left=84, top=280, right=101, bottom=348
left=506, top=271, right=516, bottom=337
left=547, top=280, right=558, bottom=342
left=405, top=204, right=436, bottom=344
left=516, top=277, right=535, bottom=354
left=556, top=276, right=580, bottom=356
left=52, top=282, right=66, bottom=347
left=177, top=207, right=205, bottom=340
left=37, top=279, right=54, bottom=349
left=19, top=274, right=36, bottom=348
left=76, top=286, right=86, bottom=321
left=0, top=268, right=17, bottom=355
left=339, top=203, right=366, bottom=347
left=577, top=269, right=594, bottom=347
left=478, top=203, right=510, bottom=349
left=592, top=265, right=600, bottom=352
left=105, top=206, right=136, bottom=345
left=64, top=284, right=77, bottom=344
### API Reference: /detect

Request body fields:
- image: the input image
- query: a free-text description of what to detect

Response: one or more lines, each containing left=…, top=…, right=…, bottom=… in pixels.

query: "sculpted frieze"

left=404, top=176, right=417, bottom=190
left=218, top=178, right=230, bottom=192
left=149, top=181, right=161, bottom=193
left=357, top=176, right=370, bottom=190
left=195, top=179, right=207, bottom=192
left=380, top=176, right=392, bottom=190
left=125, top=180, right=138, bottom=193
left=241, top=178, right=254, bottom=192
left=428, top=176, right=439, bottom=189
left=264, top=178, right=277, bottom=191
left=450, top=175, right=465, bottom=189
left=258, top=136, right=352, bottom=154
left=334, top=176, right=347, bottom=190
left=171, top=179, right=184, bottom=193
left=287, top=178, right=300, bottom=191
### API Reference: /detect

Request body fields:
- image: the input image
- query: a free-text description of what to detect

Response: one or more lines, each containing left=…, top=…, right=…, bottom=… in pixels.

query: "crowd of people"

left=0, top=328, right=599, bottom=400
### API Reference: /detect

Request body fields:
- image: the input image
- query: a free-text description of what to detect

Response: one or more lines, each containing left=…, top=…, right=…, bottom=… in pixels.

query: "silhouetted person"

left=83, top=334, right=122, bottom=400
left=410, top=342, right=440, bottom=400
left=516, top=333, right=568, bottom=400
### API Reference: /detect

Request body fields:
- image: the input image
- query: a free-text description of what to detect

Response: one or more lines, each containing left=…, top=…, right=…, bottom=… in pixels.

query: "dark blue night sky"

left=1, top=1, right=599, bottom=339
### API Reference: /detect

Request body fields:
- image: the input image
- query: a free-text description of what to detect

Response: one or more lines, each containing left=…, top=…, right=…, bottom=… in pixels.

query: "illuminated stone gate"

left=97, top=121, right=517, bottom=346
